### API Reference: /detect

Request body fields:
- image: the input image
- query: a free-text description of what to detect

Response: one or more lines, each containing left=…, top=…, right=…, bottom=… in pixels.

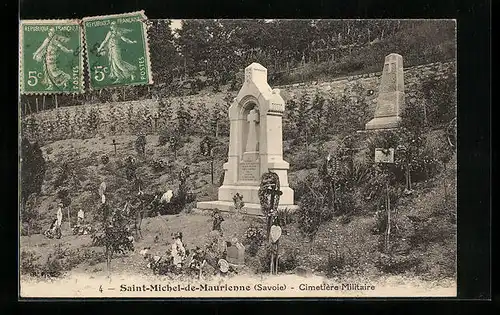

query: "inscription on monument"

left=239, top=162, right=260, bottom=182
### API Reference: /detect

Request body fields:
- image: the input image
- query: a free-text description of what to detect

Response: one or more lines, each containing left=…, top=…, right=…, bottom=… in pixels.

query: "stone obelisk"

left=365, top=53, right=405, bottom=130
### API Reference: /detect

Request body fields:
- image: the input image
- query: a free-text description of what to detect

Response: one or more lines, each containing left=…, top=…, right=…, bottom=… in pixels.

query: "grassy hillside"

left=21, top=124, right=456, bottom=281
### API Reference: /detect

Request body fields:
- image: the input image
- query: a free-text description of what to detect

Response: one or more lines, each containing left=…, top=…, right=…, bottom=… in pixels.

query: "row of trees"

left=19, top=20, right=455, bottom=113
left=152, top=19, right=455, bottom=85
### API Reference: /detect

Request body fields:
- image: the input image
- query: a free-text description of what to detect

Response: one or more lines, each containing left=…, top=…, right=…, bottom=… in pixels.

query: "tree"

left=92, top=202, right=134, bottom=274
left=295, top=94, right=312, bottom=153
left=422, top=76, right=456, bottom=127
left=282, top=98, right=298, bottom=141
left=21, top=193, right=39, bottom=236
left=86, top=107, right=100, bottom=136
left=135, top=134, right=146, bottom=155
left=296, top=174, right=329, bottom=244
left=21, top=138, right=46, bottom=206
left=169, top=130, right=184, bottom=159
left=149, top=19, right=179, bottom=85
left=310, top=92, right=327, bottom=143
left=175, top=102, right=192, bottom=137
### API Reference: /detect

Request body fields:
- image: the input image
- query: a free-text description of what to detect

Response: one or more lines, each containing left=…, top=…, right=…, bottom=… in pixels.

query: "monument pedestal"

left=196, top=200, right=299, bottom=217
left=365, top=116, right=402, bottom=130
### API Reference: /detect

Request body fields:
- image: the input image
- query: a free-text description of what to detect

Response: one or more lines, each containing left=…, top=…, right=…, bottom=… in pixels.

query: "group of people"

left=141, top=209, right=237, bottom=277
left=44, top=203, right=87, bottom=239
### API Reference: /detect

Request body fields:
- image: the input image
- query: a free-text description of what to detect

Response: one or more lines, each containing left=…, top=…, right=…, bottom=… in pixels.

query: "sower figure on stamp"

left=33, top=27, right=74, bottom=90
left=97, top=21, right=137, bottom=83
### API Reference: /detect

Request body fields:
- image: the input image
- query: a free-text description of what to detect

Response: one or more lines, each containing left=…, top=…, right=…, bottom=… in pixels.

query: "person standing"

left=171, top=232, right=186, bottom=269
left=77, top=209, right=85, bottom=225
left=56, top=204, right=63, bottom=228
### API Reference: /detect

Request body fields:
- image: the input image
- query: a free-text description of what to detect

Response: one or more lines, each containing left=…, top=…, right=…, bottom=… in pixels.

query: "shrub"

left=324, top=248, right=347, bottom=276
left=278, top=247, right=300, bottom=272
left=254, top=243, right=299, bottom=274
left=101, top=154, right=109, bottom=165
left=135, top=135, right=146, bottom=155
left=21, top=138, right=46, bottom=205
left=290, top=153, right=317, bottom=171
left=151, top=159, right=166, bottom=172
left=91, top=202, right=135, bottom=271
left=20, top=250, right=42, bottom=276
left=297, top=181, right=330, bottom=241
left=40, top=255, right=64, bottom=278
left=275, top=208, right=295, bottom=227
left=375, top=253, right=423, bottom=275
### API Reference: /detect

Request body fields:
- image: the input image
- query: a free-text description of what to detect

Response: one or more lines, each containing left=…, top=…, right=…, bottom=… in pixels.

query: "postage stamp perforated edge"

left=82, top=10, right=154, bottom=91
left=19, top=19, right=85, bottom=95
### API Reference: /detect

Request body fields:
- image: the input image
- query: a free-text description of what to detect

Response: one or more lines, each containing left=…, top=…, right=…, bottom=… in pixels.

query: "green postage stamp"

left=83, top=11, right=153, bottom=89
left=19, top=20, right=84, bottom=94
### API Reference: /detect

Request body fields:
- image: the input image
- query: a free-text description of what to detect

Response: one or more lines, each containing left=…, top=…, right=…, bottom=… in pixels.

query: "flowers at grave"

left=150, top=158, right=166, bottom=172
left=244, top=225, right=265, bottom=257
left=188, top=247, right=206, bottom=271
left=232, top=193, right=245, bottom=212
left=101, top=154, right=109, bottom=165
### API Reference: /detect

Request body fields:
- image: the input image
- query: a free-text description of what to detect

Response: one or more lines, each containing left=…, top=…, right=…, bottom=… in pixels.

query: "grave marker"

left=197, top=63, right=298, bottom=215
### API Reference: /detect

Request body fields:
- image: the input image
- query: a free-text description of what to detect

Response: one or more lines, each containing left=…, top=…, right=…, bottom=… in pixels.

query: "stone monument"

left=197, top=62, right=297, bottom=215
left=365, top=53, right=405, bottom=130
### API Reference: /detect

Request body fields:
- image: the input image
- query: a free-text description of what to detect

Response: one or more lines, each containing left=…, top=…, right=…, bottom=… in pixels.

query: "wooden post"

left=210, top=148, right=214, bottom=185
left=68, top=207, right=71, bottom=229
left=385, top=181, right=391, bottom=253
left=443, top=161, right=448, bottom=205
left=270, top=250, right=274, bottom=274
left=42, top=95, right=46, bottom=110
left=275, top=241, right=279, bottom=274
left=27, top=99, right=32, bottom=114
left=54, top=95, right=58, bottom=109
left=215, top=119, right=219, bottom=139
left=423, top=103, right=428, bottom=126
left=407, top=162, right=412, bottom=190
left=35, top=97, right=39, bottom=112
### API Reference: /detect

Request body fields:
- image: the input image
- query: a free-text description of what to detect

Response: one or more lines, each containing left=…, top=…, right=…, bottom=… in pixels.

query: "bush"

left=297, top=180, right=330, bottom=241
left=40, top=255, right=64, bottom=278
left=278, top=247, right=300, bottom=272
left=101, top=154, right=110, bottom=165
left=21, top=138, right=46, bottom=204
left=324, top=248, right=347, bottom=276
left=151, top=159, right=166, bottom=172
left=253, top=243, right=299, bottom=274
left=135, top=135, right=146, bottom=155
left=375, top=253, right=423, bottom=275
left=20, top=250, right=42, bottom=276
left=290, top=153, right=317, bottom=171
left=275, top=208, right=295, bottom=227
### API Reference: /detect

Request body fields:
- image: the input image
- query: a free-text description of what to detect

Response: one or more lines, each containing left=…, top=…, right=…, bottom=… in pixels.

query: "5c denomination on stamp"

left=19, top=20, right=84, bottom=95
left=82, top=11, right=153, bottom=90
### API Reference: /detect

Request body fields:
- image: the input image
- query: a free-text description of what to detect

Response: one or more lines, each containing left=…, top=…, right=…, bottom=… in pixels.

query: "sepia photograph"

left=19, top=18, right=457, bottom=298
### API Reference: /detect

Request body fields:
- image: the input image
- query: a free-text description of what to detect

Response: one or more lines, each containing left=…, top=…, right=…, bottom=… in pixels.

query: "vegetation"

left=19, top=20, right=456, bottom=281
left=20, top=20, right=455, bottom=113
